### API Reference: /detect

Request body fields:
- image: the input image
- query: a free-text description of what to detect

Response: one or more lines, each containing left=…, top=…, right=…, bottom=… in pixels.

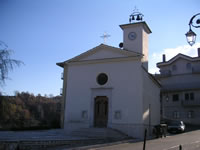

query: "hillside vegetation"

left=0, top=92, right=62, bottom=130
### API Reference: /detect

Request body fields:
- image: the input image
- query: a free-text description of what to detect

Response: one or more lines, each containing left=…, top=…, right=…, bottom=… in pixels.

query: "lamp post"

left=185, top=13, right=200, bottom=46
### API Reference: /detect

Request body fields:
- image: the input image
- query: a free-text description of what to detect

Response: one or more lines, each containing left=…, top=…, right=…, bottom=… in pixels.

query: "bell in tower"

left=129, top=8, right=144, bottom=23
left=120, top=8, right=152, bottom=70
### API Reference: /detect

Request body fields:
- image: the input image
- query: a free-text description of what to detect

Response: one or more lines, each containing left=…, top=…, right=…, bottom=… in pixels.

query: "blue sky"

left=0, top=0, right=199, bottom=96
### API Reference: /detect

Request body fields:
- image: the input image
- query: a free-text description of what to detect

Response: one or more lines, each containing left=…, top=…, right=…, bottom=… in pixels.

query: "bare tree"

left=0, top=41, right=23, bottom=86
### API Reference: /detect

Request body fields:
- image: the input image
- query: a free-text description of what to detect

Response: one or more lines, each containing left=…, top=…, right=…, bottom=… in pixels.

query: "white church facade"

left=57, top=21, right=160, bottom=139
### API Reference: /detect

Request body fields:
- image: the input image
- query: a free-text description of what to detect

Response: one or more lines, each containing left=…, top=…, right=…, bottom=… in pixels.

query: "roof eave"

left=56, top=62, right=65, bottom=68
left=56, top=44, right=142, bottom=65
left=157, top=55, right=200, bottom=68
left=119, top=21, right=152, bottom=34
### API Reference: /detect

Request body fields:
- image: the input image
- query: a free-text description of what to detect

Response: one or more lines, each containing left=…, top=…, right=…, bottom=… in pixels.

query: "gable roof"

left=157, top=53, right=200, bottom=68
left=57, top=44, right=143, bottom=67
left=142, top=65, right=161, bottom=88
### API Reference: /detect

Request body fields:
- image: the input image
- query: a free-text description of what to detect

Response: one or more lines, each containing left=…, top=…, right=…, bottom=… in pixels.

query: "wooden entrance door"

left=94, top=96, right=108, bottom=128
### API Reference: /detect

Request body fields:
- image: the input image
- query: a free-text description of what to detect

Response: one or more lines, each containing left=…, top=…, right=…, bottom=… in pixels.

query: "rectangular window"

left=188, top=111, right=194, bottom=118
left=185, top=93, right=189, bottom=101
left=114, top=110, right=122, bottom=120
left=81, top=110, right=88, bottom=119
left=173, top=94, right=179, bottom=101
left=185, top=92, right=194, bottom=101
left=173, top=111, right=180, bottom=119
left=190, top=93, right=194, bottom=100
left=165, top=95, right=169, bottom=102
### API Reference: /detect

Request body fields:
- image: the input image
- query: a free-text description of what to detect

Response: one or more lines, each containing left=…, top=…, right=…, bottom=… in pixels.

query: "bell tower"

left=119, top=10, right=152, bottom=70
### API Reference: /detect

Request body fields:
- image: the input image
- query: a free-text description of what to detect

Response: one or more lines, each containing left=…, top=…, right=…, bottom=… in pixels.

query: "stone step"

left=0, top=138, right=109, bottom=150
left=69, top=128, right=129, bottom=140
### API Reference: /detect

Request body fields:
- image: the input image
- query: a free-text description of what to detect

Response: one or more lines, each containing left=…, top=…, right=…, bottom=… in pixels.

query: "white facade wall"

left=64, top=59, right=147, bottom=138
left=142, top=68, right=160, bottom=135
left=123, top=25, right=144, bottom=53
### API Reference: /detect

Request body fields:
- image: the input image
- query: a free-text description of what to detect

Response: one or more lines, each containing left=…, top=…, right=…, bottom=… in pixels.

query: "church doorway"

left=94, top=96, right=108, bottom=128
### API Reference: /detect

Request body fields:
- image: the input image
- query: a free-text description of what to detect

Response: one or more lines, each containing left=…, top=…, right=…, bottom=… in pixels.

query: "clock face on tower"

left=128, top=32, right=137, bottom=40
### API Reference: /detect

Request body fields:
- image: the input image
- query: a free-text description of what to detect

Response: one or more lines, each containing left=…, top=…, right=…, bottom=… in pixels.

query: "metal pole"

left=149, top=104, right=151, bottom=136
left=143, top=129, right=147, bottom=150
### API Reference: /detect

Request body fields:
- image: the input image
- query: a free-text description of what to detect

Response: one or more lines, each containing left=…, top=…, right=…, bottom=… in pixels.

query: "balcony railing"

left=192, top=67, right=200, bottom=74
left=155, top=70, right=171, bottom=78
left=182, top=99, right=200, bottom=107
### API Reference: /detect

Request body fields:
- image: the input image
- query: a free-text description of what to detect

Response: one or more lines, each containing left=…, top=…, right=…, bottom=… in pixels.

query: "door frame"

left=94, top=96, right=109, bottom=127
left=90, top=88, right=112, bottom=128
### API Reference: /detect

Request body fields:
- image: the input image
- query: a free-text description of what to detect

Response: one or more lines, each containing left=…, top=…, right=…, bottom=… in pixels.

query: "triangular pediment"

left=57, top=44, right=142, bottom=67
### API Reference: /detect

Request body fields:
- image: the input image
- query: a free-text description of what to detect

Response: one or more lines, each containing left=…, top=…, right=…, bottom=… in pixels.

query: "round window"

left=97, top=73, right=108, bottom=85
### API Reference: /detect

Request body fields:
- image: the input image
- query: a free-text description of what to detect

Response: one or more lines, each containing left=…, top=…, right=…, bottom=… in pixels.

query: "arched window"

left=172, top=65, right=177, bottom=71
left=186, top=63, right=191, bottom=70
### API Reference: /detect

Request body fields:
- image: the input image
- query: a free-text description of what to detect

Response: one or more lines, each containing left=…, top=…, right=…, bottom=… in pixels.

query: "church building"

left=57, top=14, right=160, bottom=139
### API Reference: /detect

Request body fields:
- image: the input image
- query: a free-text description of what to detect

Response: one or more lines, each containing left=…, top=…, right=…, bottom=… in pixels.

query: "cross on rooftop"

left=100, top=32, right=111, bottom=44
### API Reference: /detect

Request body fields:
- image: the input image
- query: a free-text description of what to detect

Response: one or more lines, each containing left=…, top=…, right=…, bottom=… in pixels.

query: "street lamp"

left=185, top=13, right=200, bottom=46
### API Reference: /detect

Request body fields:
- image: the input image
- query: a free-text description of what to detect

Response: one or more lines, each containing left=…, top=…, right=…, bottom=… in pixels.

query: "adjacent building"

left=156, top=48, right=200, bottom=125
